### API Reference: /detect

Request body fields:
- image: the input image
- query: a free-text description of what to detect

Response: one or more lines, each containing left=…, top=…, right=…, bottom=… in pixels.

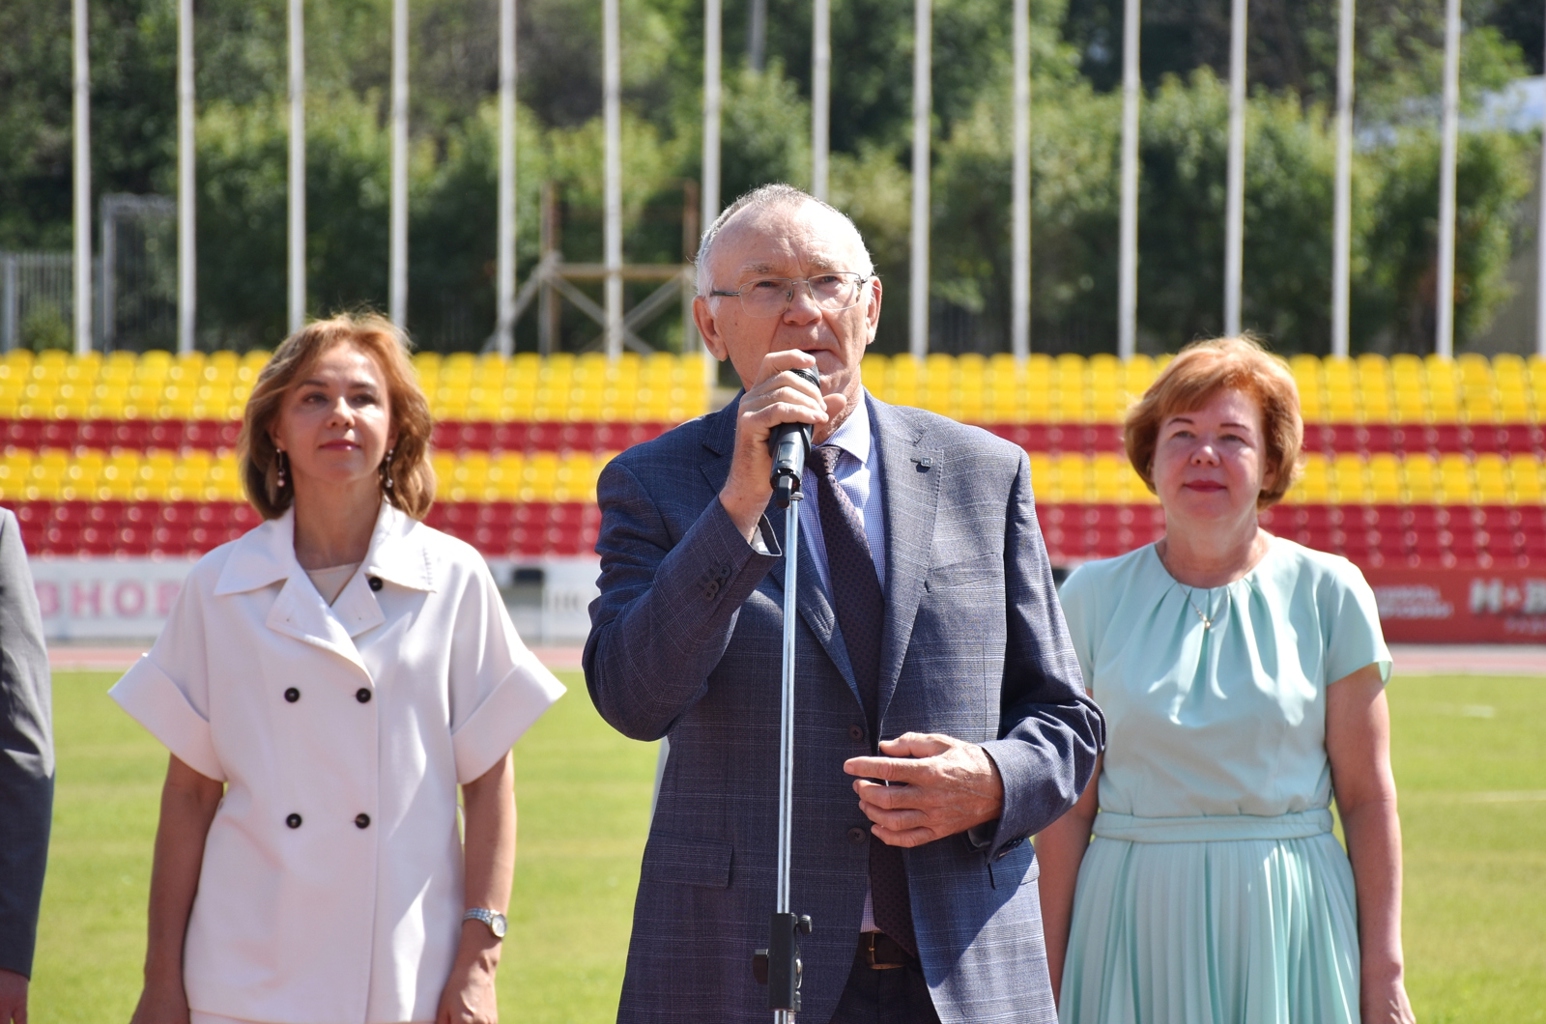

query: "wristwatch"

left=463, top=908, right=508, bottom=940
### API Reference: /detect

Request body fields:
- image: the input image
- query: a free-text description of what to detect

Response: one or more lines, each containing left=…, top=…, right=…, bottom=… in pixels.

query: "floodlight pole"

left=177, top=0, right=196, bottom=354
left=495, top=0, right=517, bottom=356
left=703, top=0, right=722, bottom=228
left=1538, top=11, right=1546, bottom=358
left=1435, top=0, right=1460, bottom=359
left=288, top=0, right=306, bottom=333
left=603, top=0, right=623, bottom=359
left=390, top=0, right=409, bottom=330
left=1117, top=0, right=1140, bottom=359
left=1223, top=0, right=1248, bottom=338
left=909, top=0, right=932, bottom=359
left=812, top=0, right=831, bottom=202
left=1331, top=0, right=1354, bottom=358
left=1011, top=0, right=1031, bottom=360
left=73, top=0, right=91, bottom=354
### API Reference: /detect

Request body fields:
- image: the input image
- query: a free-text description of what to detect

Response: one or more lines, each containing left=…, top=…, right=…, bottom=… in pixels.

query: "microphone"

left=768, top=367, right=819, bottom=509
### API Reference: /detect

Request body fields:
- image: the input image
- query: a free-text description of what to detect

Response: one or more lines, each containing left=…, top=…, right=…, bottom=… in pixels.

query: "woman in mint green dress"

left=1038, top=337, right=1415, bottom=1024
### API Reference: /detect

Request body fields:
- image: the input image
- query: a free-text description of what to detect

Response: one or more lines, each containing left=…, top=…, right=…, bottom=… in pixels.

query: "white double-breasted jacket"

left=111, top=502, right=565, bottom=1024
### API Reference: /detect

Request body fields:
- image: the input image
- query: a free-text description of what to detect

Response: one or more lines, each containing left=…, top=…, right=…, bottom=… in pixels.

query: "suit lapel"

left=703, top=393, right=859, bottom=704
left=870, top=397, right=941, bottom=725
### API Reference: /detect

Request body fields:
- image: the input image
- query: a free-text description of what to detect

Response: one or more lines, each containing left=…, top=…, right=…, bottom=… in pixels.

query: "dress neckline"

left=1147, top=533, right=1279, bottom=593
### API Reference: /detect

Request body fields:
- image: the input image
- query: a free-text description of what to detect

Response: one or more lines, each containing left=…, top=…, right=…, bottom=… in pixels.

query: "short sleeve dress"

left=1054, top=537, right=1391, bottom=1024
left=109, top=504, right=566, bottom=1024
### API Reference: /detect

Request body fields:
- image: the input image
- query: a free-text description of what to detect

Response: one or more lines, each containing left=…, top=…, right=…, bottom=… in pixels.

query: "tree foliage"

left=0, top=0, right=1536, bottom=354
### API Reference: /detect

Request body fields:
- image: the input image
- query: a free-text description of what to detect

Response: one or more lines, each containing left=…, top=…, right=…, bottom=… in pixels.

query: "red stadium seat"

left=147, top=421, right=187, bottom=449
left=1501, top=423, right=1545, bottom=455
left=0, top=419, right=44, bottom=447
left=110, top=420, right=153, bottom=449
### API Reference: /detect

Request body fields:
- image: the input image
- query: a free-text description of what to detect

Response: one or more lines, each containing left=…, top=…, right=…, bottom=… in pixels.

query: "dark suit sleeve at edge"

left=583, top=457, right=780, bottom=742
left=0, top=510, right=54, bottom=977
left=977, top=450, right=1104, bottom=858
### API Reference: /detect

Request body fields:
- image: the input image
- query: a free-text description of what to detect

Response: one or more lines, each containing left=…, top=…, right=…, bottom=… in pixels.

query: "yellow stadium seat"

left=1297, top=454, right=1332, bottom=502
left=1437, top=453, right=1474, bottom=504
left=1401, top=454, right=1439, bottom=502
left=1331, top=454, right=1369, bottom=503
left=522, top=452, right=560, bottom=502
left=1509, top=455, right=1543, bottom=503
left=1367, top=453, right=1402, bottom=503
left=1475, top=454, right=1509, bottom=502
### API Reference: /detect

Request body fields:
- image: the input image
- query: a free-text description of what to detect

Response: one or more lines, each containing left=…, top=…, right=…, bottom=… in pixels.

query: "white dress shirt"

left=798, top=392, right=886, bottom=595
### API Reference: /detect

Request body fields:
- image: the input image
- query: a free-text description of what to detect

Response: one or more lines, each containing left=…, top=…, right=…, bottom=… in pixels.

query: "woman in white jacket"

left=113, top=314, right=564, bottom=1024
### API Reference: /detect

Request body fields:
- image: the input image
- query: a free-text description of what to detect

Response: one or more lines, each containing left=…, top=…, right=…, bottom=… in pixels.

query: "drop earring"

left=275, top=449, right=288, bottom=489
left=381, top=447, right=395, bottom=491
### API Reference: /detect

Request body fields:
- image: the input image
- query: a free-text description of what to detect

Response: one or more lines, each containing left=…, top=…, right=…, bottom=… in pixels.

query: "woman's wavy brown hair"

left=237, top=313, right=435, bottom=520
left=1124, top=335, right=1304, bottom=509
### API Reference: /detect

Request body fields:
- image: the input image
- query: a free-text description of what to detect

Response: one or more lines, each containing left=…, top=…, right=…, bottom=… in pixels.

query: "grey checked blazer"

left=584, top=395, right=1103, bottom=1024
left=0, top=508, right=53, bottom=978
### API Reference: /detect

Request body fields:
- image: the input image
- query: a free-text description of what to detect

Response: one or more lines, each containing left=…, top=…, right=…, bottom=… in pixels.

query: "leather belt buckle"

left=862, top=931, right=907, bottom=971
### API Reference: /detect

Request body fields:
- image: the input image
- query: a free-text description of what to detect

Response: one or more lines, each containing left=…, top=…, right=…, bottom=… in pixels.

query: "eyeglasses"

left=710, top=272, right=872, bottom=318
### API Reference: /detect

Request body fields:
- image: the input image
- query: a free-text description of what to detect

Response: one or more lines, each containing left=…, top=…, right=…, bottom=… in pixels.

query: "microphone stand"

left=754, top=377, right=816, bottom=1021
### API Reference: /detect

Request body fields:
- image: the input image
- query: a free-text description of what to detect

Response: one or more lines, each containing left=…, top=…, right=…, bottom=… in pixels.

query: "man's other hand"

left=0, top=969, right=29, bottom=1024
left=844, top=733, right=1005, bottom=847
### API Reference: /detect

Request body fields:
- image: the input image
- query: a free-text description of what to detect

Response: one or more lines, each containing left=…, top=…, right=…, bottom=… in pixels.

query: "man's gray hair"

left=695, top=183, right=875, bottom=297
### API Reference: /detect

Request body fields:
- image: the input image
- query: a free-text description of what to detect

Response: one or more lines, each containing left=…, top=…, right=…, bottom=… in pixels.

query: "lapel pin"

left=912, top=456, right=933, bottom=470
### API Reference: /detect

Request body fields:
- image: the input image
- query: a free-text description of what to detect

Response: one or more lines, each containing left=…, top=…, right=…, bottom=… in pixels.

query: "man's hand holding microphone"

left=719, top=351, right=846, bottom=541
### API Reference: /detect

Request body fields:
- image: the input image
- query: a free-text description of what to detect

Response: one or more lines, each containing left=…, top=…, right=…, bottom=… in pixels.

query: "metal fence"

left=101, top=194, right=177, bottom=352
left=1, top=194, right=177, bottom=354
left=0, top=252, right=75, bottom=352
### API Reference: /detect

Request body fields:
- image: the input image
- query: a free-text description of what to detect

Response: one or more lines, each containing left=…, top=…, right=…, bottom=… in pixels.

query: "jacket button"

left=848, top=724, right=865, bottom=742
left=284, top=687, right=300, bottom=703
left=368, top=575, right=383, bottom=591
left=355, top=813, right=371, bottom=829
left=704, top=581, right=719, bottom=599
left=356, top=688, right=372, bottom=703
left=286, top=813, right=302, bottom=829
left=848, top=827, right=867, bottom=845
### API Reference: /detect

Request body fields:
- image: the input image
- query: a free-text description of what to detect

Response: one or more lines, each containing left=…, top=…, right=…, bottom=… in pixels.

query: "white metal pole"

left=909, top=0, right=932, bottom=359
left=177, top=0, right=196, bottom=354
left=1117, top=0, right=1141, bottom=359
left=1331, top=0, right=1354, bottom=358
left=1435, top=0, right=1460, bottom=359
left=73, top=0, right=91, bottom=354
left=812, top=0, right=831, bottom=201
left=288, top=0, right=306, bottom=333
left=495, top=0, right=517, bottom=356
left=1538, top=9, right=1546, bottom=358
left=1011, top=0, right=1031, bottom=360
left=1224, top=0, right=1248, bottom=337
left=697, top=0, right=722, bottom=369
left=603, top=0, right=623, bottom=359
left=703, top=0, right=722, bottom=230
left=390, top=0, right=409, bottom=329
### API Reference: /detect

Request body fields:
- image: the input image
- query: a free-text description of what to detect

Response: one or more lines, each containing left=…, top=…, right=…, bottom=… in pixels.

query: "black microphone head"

left=789, top=366, right=819, bottom=389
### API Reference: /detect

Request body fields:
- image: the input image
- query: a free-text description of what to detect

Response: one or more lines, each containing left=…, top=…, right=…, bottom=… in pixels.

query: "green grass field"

left=28, top=669, right=1546, bottom=1022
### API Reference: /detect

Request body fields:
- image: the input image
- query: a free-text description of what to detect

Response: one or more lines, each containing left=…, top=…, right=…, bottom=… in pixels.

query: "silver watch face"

left=490, top=912, right=507, bottom=938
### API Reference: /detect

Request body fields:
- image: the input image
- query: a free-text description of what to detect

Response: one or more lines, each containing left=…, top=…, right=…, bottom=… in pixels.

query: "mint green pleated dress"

left=1055, top=538, right=1391, bottom=1024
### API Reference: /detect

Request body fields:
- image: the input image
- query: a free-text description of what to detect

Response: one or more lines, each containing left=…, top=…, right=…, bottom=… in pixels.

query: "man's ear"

left=693, top=295, right=729, bottom=362
left=863, top=276, right=883, bottom=339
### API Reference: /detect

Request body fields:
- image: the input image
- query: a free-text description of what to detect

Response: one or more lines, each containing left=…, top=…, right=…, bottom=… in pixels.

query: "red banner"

left=1365, top=566, right=1546, bottom=643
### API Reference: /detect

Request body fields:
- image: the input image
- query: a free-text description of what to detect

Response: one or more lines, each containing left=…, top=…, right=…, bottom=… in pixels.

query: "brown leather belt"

left=860, top=931, right=916, bottom=971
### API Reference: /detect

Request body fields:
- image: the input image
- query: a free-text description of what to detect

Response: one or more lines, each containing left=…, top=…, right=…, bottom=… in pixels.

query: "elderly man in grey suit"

left=0, top=508, right=53, bottom=1024
left=585, top=183, right=1103, bottom=1024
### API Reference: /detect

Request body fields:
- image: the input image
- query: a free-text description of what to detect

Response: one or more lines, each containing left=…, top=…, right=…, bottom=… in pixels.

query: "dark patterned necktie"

left=813, top=445, right=918, bottom=958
